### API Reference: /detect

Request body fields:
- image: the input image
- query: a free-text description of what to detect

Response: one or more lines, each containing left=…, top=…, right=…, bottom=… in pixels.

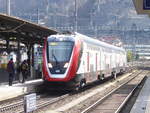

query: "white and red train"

left=42, top=32, right=127, bottom=89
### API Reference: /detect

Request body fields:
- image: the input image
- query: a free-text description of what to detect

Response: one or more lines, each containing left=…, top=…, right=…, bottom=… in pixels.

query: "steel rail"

left=81, top=70, right=146, bottom=113
left=18, top=94, right=69, bottom=113
left=0, top=70, right=141, bottom=113
left=114, top=76, right=147, bottom=113
left=0, top=95, right=40, bottom=113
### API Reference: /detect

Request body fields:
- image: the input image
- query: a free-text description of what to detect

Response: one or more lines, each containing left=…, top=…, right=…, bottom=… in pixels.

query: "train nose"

left=49, top=62, right=68, bottom=74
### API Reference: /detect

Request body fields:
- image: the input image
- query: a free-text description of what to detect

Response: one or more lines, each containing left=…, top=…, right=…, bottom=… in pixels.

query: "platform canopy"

left=0, top=13, right=58, bottom=45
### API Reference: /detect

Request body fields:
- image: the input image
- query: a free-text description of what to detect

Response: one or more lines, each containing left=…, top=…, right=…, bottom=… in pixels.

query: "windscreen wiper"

left=52, top=50, right=58, bottom=65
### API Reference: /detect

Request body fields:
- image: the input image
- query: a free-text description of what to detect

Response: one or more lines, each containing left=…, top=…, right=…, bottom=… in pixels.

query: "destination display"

left=133, top=0, right=150, bottom=14
left=143, top=0, right=150, bottom=10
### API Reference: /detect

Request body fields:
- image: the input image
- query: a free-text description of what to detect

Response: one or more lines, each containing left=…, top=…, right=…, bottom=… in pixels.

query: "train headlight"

left=64, top=63, right=69, bottom=68
left=48, top=63, right=52, bottom=68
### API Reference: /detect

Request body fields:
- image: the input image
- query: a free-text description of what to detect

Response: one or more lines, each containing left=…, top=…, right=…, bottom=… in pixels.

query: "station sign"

left=143, top=0, right=150, bottom=10
left=24, top=93, right=37, bottom=113
left=133, top=0, right=150, bottom=14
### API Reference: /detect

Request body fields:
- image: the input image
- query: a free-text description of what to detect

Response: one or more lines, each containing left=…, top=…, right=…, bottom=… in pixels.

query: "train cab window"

left=47, top=41, right=74, bottom=63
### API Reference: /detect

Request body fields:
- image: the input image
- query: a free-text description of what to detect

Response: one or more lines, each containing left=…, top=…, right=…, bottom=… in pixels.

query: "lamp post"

left=6, top=0, right=10, bottom=15
left=131, top=23, right=137, bottom=66
left=74, top=0, right=77, bottom=32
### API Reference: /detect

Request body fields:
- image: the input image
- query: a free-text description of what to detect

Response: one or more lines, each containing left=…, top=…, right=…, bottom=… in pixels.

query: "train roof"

left=75, top=32, right=125, bottom=52
left=49, top=32, right=125, bottom=52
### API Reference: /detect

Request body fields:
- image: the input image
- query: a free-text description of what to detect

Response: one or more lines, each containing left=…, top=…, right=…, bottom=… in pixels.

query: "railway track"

left=35, top=70, right=144, bottom=113
left=0, top=70, right=145, bottom=113
left=0, top=93, right=69, bottom=113
left=81, top=70, right=147, bottom=113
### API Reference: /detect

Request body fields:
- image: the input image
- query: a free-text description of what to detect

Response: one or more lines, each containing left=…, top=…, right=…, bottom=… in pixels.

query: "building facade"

left=124, top=44, right=150, bottom=59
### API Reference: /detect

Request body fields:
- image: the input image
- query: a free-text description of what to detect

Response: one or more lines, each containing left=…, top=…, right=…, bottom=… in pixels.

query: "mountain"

left=0, top=0, right=149, bottom=27
left=0, top=0, right=150, bottom=44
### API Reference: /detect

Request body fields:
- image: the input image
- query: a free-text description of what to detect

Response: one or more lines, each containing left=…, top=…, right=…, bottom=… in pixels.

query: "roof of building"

left=0, top=13, right=58, bottom=45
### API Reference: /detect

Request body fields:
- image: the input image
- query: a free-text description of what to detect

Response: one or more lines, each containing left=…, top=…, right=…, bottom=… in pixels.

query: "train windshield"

left=47, top=41, right=74, bottom=62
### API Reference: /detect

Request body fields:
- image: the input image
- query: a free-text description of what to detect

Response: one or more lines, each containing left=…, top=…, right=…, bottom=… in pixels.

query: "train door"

left=103, top=51, right=106, bottom=70
left=99, top=51, right=101, bottom=70
left=101, top=49, right=105, bottom=71
left=87, top=52, right=89, bottom=72
left=110, top=55, right=112, bottom=69
left=96, top=53, right=97, bottom=71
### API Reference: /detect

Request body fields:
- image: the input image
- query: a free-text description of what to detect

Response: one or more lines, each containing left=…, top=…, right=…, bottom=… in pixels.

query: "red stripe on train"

left=43, top=38, right=81, bottom=82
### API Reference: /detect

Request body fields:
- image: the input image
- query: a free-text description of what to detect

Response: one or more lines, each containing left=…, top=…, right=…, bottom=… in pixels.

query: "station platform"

left=130, top=77, right=150, bottom=113
left=0, top=68, right=42, bottom=85
left=0, top=68, right=24, bottom=85
left=0, top=69, right=9, bottom=84
left=0, top=79, right=43, bottom=102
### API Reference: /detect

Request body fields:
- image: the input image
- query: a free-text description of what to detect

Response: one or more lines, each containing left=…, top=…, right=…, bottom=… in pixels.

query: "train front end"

left=42, top=34, right=81, bottom=88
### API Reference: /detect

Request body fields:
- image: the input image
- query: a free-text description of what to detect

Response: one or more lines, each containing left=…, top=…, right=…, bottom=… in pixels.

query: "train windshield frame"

left=47, top=41, right=74, bottom=63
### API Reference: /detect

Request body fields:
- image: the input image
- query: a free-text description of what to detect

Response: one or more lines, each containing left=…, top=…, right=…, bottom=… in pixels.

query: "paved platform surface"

left=0, top=79, right=43, bottom=101
left=130, top=77, right=150, bottom=113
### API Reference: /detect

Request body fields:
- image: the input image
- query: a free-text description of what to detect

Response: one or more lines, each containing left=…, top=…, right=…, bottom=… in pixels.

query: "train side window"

left=96, top=53, right=97, bottom=71
left=83, top=61, right=85, bottom=65
left=87, top=52, right=89, bottom=71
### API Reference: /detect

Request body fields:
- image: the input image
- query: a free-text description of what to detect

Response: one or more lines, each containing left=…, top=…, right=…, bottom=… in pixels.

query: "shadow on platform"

left=0, top=69, right=9, bottom=83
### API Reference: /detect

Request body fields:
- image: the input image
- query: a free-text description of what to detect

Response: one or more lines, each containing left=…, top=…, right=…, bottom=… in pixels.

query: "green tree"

left=127, top=51, right=133, bottom=62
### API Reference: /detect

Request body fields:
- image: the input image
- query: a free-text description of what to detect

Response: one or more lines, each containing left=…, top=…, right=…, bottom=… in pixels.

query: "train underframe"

left=43, top=66, right=126, bottom=91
